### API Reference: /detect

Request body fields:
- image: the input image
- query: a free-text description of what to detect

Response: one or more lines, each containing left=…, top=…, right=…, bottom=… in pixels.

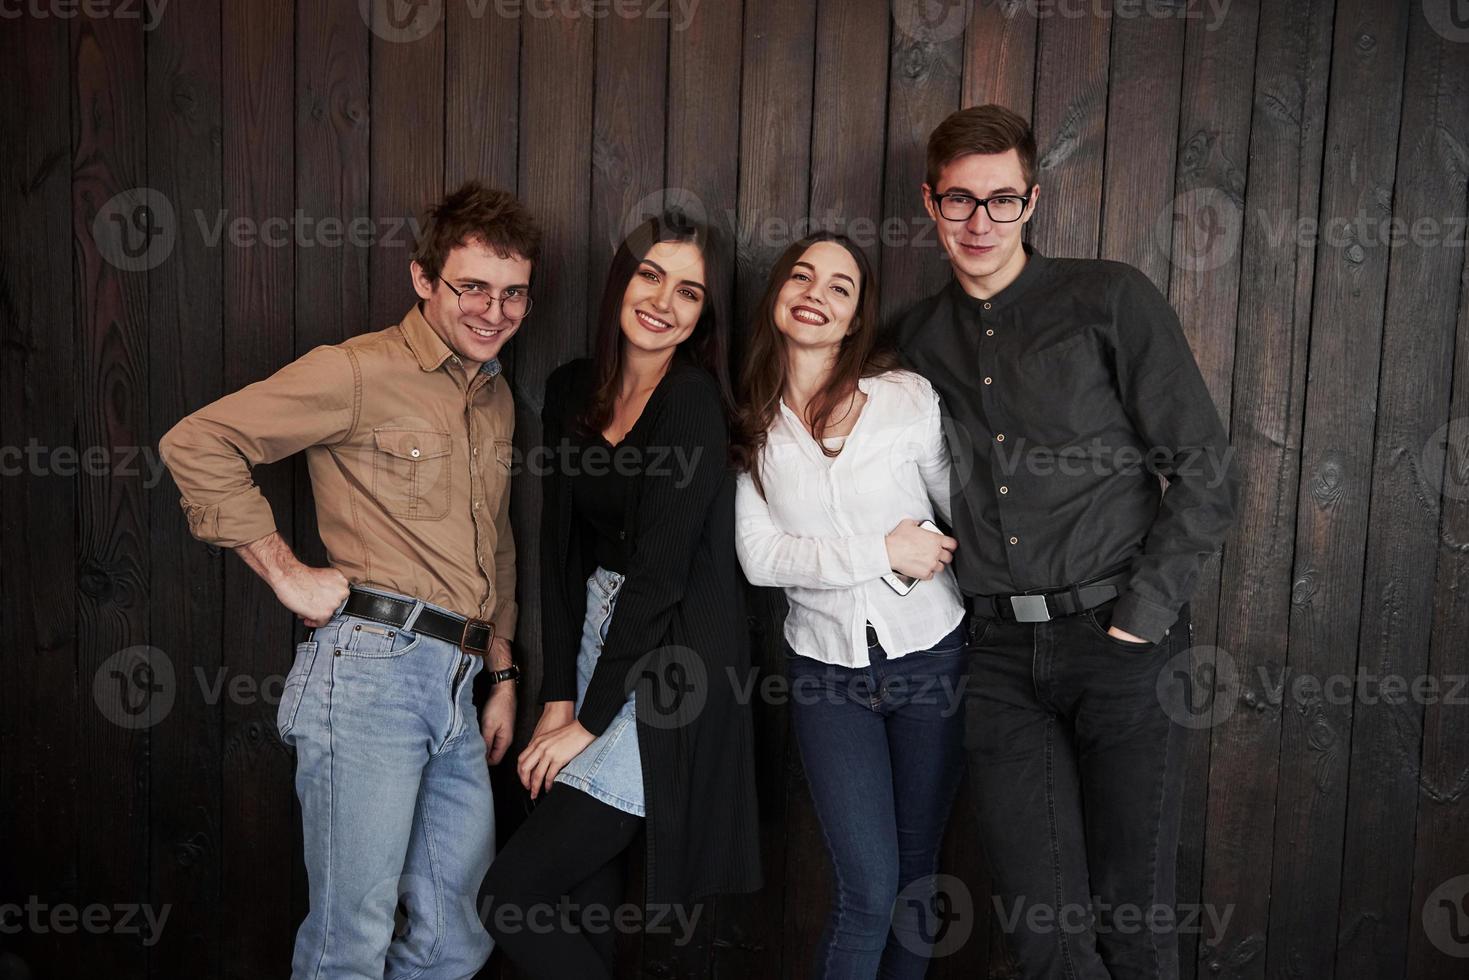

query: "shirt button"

left=983, top=377, right=992, bottom=385
left=983, top=302, right=992, bottom=310
left=472, top=447, right=479, bottom=457
left=1009, top=536, right=1018, bottom=545
left=999, top=486, right=1008, bottom=494
left=986, top=329, right=995, bottom=337
left=996, top=433, right=1005, bottom=442
left=410, top=448, right=421, bottom=458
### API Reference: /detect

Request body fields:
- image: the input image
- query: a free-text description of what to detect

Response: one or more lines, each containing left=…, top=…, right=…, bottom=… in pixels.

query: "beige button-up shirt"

left=159, top=304, right=517, bottom=636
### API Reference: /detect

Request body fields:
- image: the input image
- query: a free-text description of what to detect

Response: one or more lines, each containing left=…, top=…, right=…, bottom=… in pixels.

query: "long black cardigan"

left=537, top=356, right=763, bottom=904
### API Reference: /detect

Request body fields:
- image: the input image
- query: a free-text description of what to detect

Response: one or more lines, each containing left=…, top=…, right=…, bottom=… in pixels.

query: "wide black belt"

left=967, top=569, right=1131, bottom=624
left=341, top=587, right=495, bottom=654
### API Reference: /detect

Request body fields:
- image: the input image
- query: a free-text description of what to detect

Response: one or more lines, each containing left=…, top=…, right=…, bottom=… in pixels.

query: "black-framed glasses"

left=438, top=277, right=533, bottom=320
left=931, top=190, right=1032, bottom=223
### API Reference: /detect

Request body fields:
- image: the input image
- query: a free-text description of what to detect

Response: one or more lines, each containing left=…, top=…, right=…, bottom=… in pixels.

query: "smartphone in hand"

left=881, top=519, right=942, bottom=596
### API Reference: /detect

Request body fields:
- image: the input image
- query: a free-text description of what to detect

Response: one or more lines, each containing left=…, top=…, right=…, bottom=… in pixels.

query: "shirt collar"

left=401, top=303, right=501, bottom=378
left=949, top=242, right=1048, bottom=313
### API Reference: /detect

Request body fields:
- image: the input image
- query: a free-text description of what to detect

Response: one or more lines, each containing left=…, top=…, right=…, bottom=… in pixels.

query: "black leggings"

left=484, top=785, right=643, bottom=978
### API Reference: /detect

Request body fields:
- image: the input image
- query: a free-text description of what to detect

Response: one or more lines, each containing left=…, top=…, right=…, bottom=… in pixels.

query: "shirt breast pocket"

left=371, top=427, right=452, bottom=520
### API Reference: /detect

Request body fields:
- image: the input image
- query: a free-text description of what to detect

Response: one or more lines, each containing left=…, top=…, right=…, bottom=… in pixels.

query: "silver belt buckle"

left=1010, top=595, right=1052, bottom=623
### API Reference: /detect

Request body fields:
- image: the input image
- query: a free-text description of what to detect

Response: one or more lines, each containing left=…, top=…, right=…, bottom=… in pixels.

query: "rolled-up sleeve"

left=158, top=344, right=359, bottom=549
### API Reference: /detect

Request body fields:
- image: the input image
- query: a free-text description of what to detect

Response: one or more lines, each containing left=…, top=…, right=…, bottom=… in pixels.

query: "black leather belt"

left=341, top=587, right=495, bottom=654
left=967, top=570, right=1131, bottom=624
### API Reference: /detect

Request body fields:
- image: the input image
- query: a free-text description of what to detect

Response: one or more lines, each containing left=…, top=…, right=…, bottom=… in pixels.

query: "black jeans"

left=964, top=596, right=1192, bottom=980
left=484, top=785, right=643, bottom=979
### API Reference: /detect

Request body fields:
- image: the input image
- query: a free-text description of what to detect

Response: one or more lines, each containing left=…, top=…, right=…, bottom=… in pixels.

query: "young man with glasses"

left=160, top=181, right=539, bottom=978
left=893, top=105, right=1239, bottom=980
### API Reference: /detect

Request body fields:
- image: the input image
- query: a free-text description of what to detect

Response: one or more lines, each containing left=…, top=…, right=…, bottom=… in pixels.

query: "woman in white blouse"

left=733, top=233, right=969, bottom=979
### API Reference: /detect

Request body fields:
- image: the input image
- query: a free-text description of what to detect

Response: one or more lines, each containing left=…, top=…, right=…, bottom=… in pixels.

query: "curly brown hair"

left=412, top=180, right=542, bottom=280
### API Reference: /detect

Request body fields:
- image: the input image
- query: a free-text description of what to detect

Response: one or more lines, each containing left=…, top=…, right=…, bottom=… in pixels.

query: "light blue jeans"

left=277, top=586, right=495, bottom=979
left=552, top=566, right=645, bottom=816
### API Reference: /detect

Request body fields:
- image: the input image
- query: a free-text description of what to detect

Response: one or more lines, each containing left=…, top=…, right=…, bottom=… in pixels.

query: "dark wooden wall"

left=3, top=0, right=1468, bottom=977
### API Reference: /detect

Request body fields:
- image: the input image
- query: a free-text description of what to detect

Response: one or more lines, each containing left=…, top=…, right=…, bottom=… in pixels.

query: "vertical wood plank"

left=1267, top=2, right=1411, bottom=977
left=961, top=0, right=1036, bottom=116
left=0, top=12, right=80, bottom=980
left=71, top=6, right=151, bottom=975
left=877, top=3, right=965, bottom=323
left=220, top=0, right=297, bottom=974
left=147, top=0, right=225, bottom=975
left=1027, top=1, right=1110, bottom=259
left=1158, top=5, right=1260, bottom=978
left=1198, top=1, right=1334, bottom=977
left=367, top=0, right=444, bottom=329
left=1334, top=4, right=1469, bottom=977
left=511, top=0, right=595, bottom=785
left=729, top=2, right=817, bottom=977
left=445, top=4, right=519, bottom=194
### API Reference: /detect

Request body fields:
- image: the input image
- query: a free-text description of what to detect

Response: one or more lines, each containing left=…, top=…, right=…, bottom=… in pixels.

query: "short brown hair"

left=925, top=104, right=1037, bottom=190
left=413, top=180, right=542, bottom=280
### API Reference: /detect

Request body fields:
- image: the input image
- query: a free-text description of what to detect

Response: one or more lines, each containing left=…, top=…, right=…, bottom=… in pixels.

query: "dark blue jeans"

left=787, top=622, right=969, bottom=979
left=964, top=596, right=1192, bottom=980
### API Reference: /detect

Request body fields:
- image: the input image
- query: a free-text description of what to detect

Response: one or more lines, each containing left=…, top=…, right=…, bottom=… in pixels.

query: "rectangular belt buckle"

left=460, top=618, right=495, bottom=655
left=1009, top=595, right=1052, bottom=623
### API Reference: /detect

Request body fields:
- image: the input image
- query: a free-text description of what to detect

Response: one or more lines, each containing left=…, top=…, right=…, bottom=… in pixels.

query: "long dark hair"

left=733, top=232, right=897, bottom=497
left=576, top=209, right=734, bottom=437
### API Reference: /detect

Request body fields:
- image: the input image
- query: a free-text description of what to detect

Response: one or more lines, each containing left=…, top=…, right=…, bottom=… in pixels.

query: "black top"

left=893, top=244, right=1239, bottom=643
left=538, top=356, right=762, bottom=905
left=570, top=431, right=631, bottom=573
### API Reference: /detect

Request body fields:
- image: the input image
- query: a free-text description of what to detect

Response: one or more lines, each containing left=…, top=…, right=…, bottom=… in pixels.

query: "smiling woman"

left=483, top=210, right=760, bottom=979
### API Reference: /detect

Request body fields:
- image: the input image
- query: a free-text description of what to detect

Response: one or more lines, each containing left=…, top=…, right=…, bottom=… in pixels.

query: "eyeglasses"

left=438, top=277, right=533, bottom=320
left=930, top=190, right=1033, bottom=224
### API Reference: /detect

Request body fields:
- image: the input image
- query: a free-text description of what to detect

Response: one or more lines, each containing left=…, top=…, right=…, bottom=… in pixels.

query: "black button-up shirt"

left=894, top=245, right=1239, bottom=642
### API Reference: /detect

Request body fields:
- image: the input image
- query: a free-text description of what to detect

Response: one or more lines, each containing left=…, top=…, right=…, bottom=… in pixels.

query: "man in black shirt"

left=894, top=105, right=1238, bottom=980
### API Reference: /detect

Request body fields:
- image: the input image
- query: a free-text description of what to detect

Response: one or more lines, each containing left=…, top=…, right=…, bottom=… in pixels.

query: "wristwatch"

left=486, top=663, right=521, bottom=686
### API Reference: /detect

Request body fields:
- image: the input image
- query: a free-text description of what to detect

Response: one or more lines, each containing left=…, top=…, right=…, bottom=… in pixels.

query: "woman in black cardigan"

left=485, top=211, right=761, bottom=976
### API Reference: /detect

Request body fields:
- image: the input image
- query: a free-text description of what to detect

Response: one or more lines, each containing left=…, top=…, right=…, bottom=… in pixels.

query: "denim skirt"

left=552, top=566, right=645, bottom=816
